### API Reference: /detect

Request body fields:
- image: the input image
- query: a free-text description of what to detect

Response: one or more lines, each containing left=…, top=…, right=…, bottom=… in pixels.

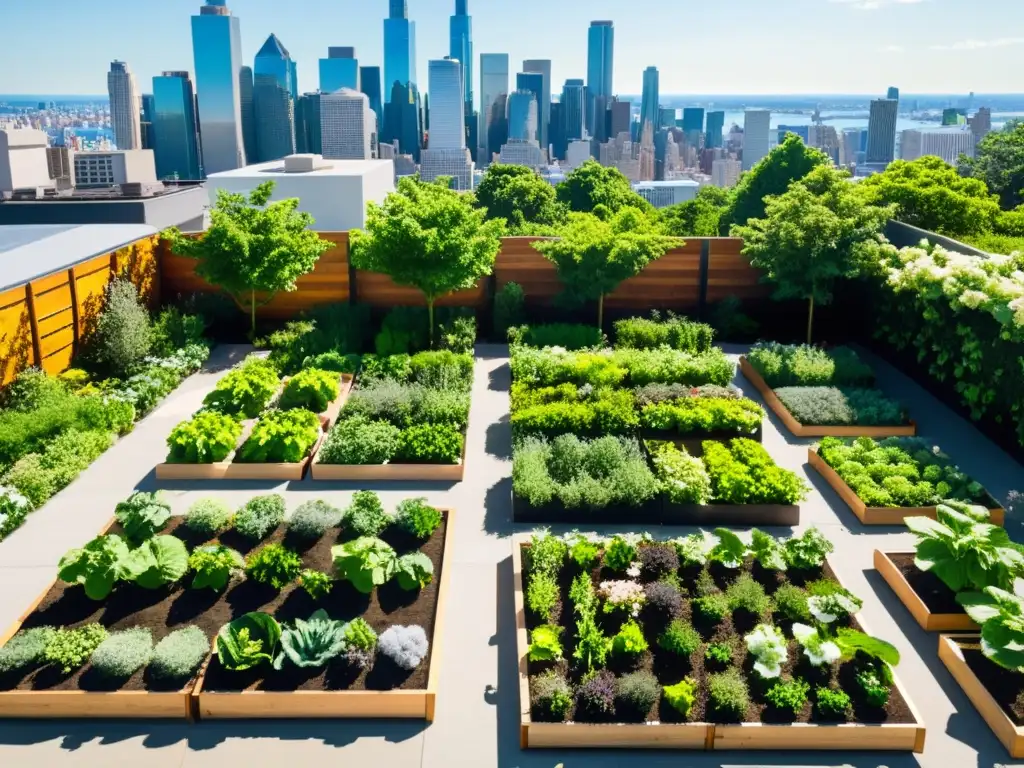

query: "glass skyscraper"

left=586, top=21, right=614, bottom=142
left=383, top=81, right=422, bottom=161
left=516, top=72, right=544, bottom=148
left=705, top=110, right=725, bottom=148
left=152, top=71, right=202, bottom=180
left=191, top=0, right=247, bottom=173
left=295, top=93, right=322, bottom=155
left=253, top=33, right=297, bottom=162
left=427, top=58, right=464, bottom=150
left=360, top=66, right=383, bottom=136
left=561, top=79, right=585, bottom=142
left=239, top=65, right=256, bottom=162
left=507, top=90, right=538, bottom=143
left=682, top=107, right=704, bottom=133
left=638, top=66, right=659, bottom=181
left=449, top=0, right=473, bottom=111
left=320, top=47, right=359, bottom=93
left=384, top=0, right=417, bottom=102
left=522, top=60, right=551, bottom=152
left=478, top=53, right=509, bottom=163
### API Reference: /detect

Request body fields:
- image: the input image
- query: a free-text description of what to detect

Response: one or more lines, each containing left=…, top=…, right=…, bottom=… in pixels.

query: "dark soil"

left=962, top=642, right=1024, bottom=725
left=1, top=514, right=448, bottom=695
left=889, top=553, right=964, bottom=616
left=523, top=545, right=915, bottom=727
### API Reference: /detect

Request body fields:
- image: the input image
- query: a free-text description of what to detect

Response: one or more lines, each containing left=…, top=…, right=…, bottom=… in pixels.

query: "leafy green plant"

left=319, top=415, right=402, bottom=465
left=185, top=498, right=233, bottom=537
left=396, top=552, right=434, bottom=590
left=639, top=397, right=763, bottom=437
left=750, top=529, right=787, bottom=571
left=508, top=323, right=604, bottom=350
left=727, top=573, right=771, bottom=616
left=765, top=679, right=809, bottom=715
left=528, top=624, right=564, bottom=661
left=124, top=535, right=189, bottom=590
left=90, top=628, right=153, bottom=679
left=747, top=343, right=875, bottom=388
left=604, top=535, right=639, bottom=572
left=510, top=383, right=638, bottom=438
left=527, top=571, right=559, bottom=622
left=529, top=531, right=569, bottom=577
left=345, top=491, right=390, bottom=537
left=663, top=677, right=698, bottom=716
left=611, top=620, right=649, bottom=657
left=114, top=491, right=171, bottom=545
left=58, top=534, right=131, bottom=600
left=574, top=615, right=611, bottom=671
left=233, top=494, right=286, bottom=540
left=611, top=347, right=735, bottom=387
left=394, top=498, right=443, bottom=539
left=569, top=536, right=601, bottom=569
left=202, top=356, right=280, bottom=418
left=341, top=617, right=378, bottom=652
left=744, top=624, right=788, bottom=679
left=703, top=439, right=809, bottom=505
left=709, top=528, right=747, bottom=568
left=708, top=668, right=750, bottom=719
left=783, top=527, right=835, bottom=570
left=672, top=533, right=710, bottom=566
left=273, top=609, right=347, bottom=669
left=807, top=590, right=862, bottom=624
left=617, top=670, right=660, bottom=715
left=396, top=423, right=464, bottom=464
left=299, top=569, right=333, bottom=600
left=0, top=627, right=55, bottom=674
left=44, top=624, right=108, bottom=674
left=792, top=623, right=842, bottom=667
left=216, top=612, right=282, bottom=671
left=614, top=312, right=714, bottom=353
left=493, top=281, right=525, bottom=339
left=856, top=667, right=892, bottom=708
left=694, top=593, right=730, bottom=622
left=648, top=441, right=712, bottom=505
left=279, top=369, right=339, bottom=412
left=148, top=626, right=209, bottom=681
left=657, top=619, right=700, bottom=656
left=705, top=642, right=733, bottom=666
left=332, top=536, right=397, bottom=593
left=236, top=409, right=320, bottom=464
left=287, top=499, right=343, bottom=540
left=189, top=545, right=244, bottom=591
left=302, top=352, right=360, bottom=374
left=530, top=669, right=572, bottom=721
left=166, top=411, right=242, bottom=464
left=815, top=686, right=852, bottom=719
left=245, top=544, right=302, bottom=590
left=773, top=584, right=811, bottom=621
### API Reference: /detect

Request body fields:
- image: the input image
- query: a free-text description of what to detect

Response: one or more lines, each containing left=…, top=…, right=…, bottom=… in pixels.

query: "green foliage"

left=273, top=609, right=347, bottom=669
left=166, top=411, right=242, bottom=464
left=163, top=181, right=332, bottom=335
left=694, top=593, right=730, bottom=622
left=611, top=347, right=735, bottom=387
left=835, top=628, right=900, bottom=668
left=783, top=527, right=835, bottom=570
left=91, top=279, right=152, bottom=377
left=302, top=351, right=361, bottom=374
left=775, top=386, right=908, bottom=427
left=960, top=121, right=1024, bottom=210
left=0, top=627, right=55, bottom=674
left=233, top=494, right=286, bottom=540
left=2, top=368, right=69, bottom=411
left=300, top=569, right=333, bottom=600
left=114, top=491, right=171, bottom=545
left=708, top=668, right=750, bottom=718
left=710, top=295, right=760, bottom=341
left=185, top=498, right=233, bottom=537
left=660, top=677, right=697, bottom=716
left=372, top=307, right=476, bottom=356
left=343, top=379, right=470, bottom=429
left=90, top=628, right=153, bottom=679
left=616, top=670, right=660, bottom=714
left=557, top=160, right=653, bottom=215
left=124, top=535, right=189, bottom=590
left=287, top=499, right=343, bottom=540
left=58, top=534, right=131, bottom=600
left=773, top=584, right=811, bottom=621
left=705, top=642, right=733, bottom=666
left=319, top=416, right=402, bottom=465
left=613, top=312, right=714, bottom=353
left=530, top=670, right=573, bottom=721
left=509, top=382, right=638, bottom=438
left=859, top=156, right=1000, bottom=237
left=279, top=368, right=339, bottom=412
left=639, top=397, right=763, bottom=437
left=150, top=306, right=207, bottom=358
left=856, top=666, right=892, bottom=708
left=394, top=498, right=443, bottom=539
left=815, top=686, right=852, bottom=719
left=702, top=438, right=809, bottom=505
left=350, top=176, right=504, bottom=341
left=395, top=551, right=434, bottom=590
left=4, top=428, right=115, bottom=509
left=657, top=619, right=700, bottom=656
left=660, top=185, right=732, bottom=237
left=744, top=623, right=788, bottom=679
left=475, top=164, right=566, bottom=232
left=396, top=423, right=464, bottom=464
left=527, top=571, right=560, bottom=622
left=611, top=619, right=649, bottom=657
left=569, top=536, right=601, bottom=569
left=493, top=281, right=525, bottom=338
left=528, top=624, right=564, bottom=661
left=529, top=531, right=569, bottom=576
left=203, top=356, right=280, bottom=418
left=709, top=528, right=747, bottom=568
left=341, top=617, right=378, bottom=652
left=44, top=624, right=108, bottom=674
left=189, top=545, right=244, bottom=591
left=734, top=165, right=890, bottom=342
left=765, top=679, right=809, bottom=715
left=148, top=626, right=209, bottom=681
left=648, top=440, right=713, bottom=505
left=575, top=669, right=617, bottom=717
left=216, top=612, right=281, bottom=671
left=747, top=343, right=875, bottom=388
left=236, top=408, right=320, bottom=464
left=510, top=346, right=627, bottom=387
left=508, top=323, right=605, bottom=350
left=345, top=491, right=390, bottom=537
left=727, top=573, right=771, bottom=616
left=331, top=536, right=397, bottom=593
left=245, top=543, right=302, bottom=589
left=750, top=528, right=788, bottom=571
left=260, top=304, right=370, bottom=374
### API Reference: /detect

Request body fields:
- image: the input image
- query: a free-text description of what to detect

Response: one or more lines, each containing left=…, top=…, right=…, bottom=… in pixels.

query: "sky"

left=1, top=0, right=1022, bottom=98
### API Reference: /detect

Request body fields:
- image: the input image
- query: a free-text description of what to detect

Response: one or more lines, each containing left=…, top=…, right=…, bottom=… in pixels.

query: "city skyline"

left=2, top=0, right=1023, bottom=99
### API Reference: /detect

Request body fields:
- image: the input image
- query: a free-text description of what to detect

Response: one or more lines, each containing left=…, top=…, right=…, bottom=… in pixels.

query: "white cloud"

left=881, top=44, right=905, bottom=52
left=830, top=0, right=925, bottom=8
left=930, top=37, right=1024, bottom=50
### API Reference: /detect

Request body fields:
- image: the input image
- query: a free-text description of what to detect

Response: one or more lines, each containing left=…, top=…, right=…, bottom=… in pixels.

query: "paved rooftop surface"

left=0, top=343, right=1020, bottom=768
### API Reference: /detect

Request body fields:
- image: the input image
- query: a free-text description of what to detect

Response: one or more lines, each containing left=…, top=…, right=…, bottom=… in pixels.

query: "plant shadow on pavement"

left=483, top=477, right=514, bottom=538
left=486, top=414, right=511, bottom=460
left=488, top=361, right=510, bottom=393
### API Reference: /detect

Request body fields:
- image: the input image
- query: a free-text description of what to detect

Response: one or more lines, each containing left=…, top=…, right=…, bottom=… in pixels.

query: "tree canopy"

left=720, top=134, right=830, bottom=233
left=163, top=181, right=329, bottom=336
left=959, top=120, right=1024, bottom=211
left=857, top=155, right=1000, bottom=238
left=474, top=164, right=565, bottom=234
left=532, top=207, right=681, bottom=327
left=734, top=165, right=892, bottom=342
left=556, top=160, right=653, bottom=215
left=659, top=186, right=733, bottom=237
left=350, top=176, right=505, bottom=341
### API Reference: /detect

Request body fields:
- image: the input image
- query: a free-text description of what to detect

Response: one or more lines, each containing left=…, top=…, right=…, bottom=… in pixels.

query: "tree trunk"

left=598, top=294, right=605, bottom=331
left=806, top=295, right=815, bottom=345
left=427, top=298, right=436, bottom=349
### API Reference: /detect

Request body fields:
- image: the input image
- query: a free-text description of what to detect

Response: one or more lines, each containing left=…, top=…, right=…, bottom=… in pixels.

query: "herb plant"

left=287, top=499, right=343, bottom=539
left=378, top=625, right=430, bottom=670
left=344, top=491, right=390, bottom=538
left=815, top=686, right=851, bottom=719
left=765, top=679, right=809, bottom=715
left=245, top=544, right=303, bottom=590
left=531, top=670, right=572, bottom=721
left=394, top=498, right=443, bottom=539
left=528, top=625, right=564, bottom=661
left=44, top=624, right=108, bottom=673
left=185, top=498, right=233, bottom=537
left=90, top=628, right=153, bottom=679
left=657, top=619, right=700, bottom=656
left=299, top=569, right=333, bottom=600
left=236, top=409, right=320, bottom=464
left=189, top=546, right=245, bottom=591
left=0, top=627, right=55, bottom=674
left=233, top=494, right=286, bottom=540
left=611, top=620, right=649, bottom=657
left=149, top=627, right=209, bottom=681
left=617, top=670, right=660, bottom=715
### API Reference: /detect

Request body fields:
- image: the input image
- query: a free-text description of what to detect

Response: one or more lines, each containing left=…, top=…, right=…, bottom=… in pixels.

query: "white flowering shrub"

left=378, top=625, right=429, bottom=670
left=597, top=579, right=645, bottom=617
left=0, top=485, right=32, bottom=540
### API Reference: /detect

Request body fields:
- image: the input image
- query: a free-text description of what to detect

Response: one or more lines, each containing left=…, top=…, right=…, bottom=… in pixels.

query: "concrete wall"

left=884, top=219, right=990, bottom=257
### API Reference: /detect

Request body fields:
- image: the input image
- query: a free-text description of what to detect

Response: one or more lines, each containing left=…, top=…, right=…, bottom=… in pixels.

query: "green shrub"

left=92, top=279, right=152, bottom=377
left=747, top=343, right=874, bottom=388
left=773, top=583, right=811, bottom=621
left=438, top=315, right=477, bottom=354
left=640, top=397, right=763, bottom=436
left=603, top=535, right=637, bottom=572
left=279, top=368, right=339, bottom=412
left=150, top=306, right=207, bottom=357
left=657, top=619, right=700, bottom=656
left=319, top=416, right=401, bottom=465
left=509, top=323, right=604, bottom=350
left=396, top=423, right=464, bottom=464
left=726, top=573, right=771, bottom=616
left=185, top=498, right=233, bottom=537
left=815, top=686, right=852, bottom=719
left=261, top=304, right=370, bottom=374
left=235, top=409, right=320, bottom=464
left=90, top=628, right=153, bottom=678
left=705, top=642, right=733, bottom=666
left=611, top=347, right=735, bottom=387
left=510, top=346, right=627, bottom=388
left=647, top=440, right=713, bottom=504
left=344, top=380, right=470, bottom=428
left=0, top=484, right=32, bottom=538
left=0, top=626, right=55, bottom=674
left=694, top=593, right=730, bottom=622
left=510, top=383, right=638, bottom=437
left=233, top=494, right=286, bottom=540
left=527, top=571, right=559, bottom=622
left=765, top=679, right=809, bottom=715
left=394, top=498, right=443, bottom=539
left=245, top=544, right=303, bottom=589
left=3, top=368, right=68, bottom=411
left=708, top=668, right=750, bottom=718
left=148, top=626, right=209, bottom=681
left=493, top=281, right=525, bottom=339
left=611, top=620, right=648, bottom=657
left=166, top=411, right=242, bottom=464
left=663, top=677, right=698, bottom=716
left=44, top=624, right=108, bottom=673
left=3, top=455, right=56, bottom=510
left=702, top=438, right=809, bottom=505
left=345, top=491, right=390, bottom=537
left=616, top=670, right=660, bottom=714
left=530, top=669, right=572, bottom=721
left=359, top=353, right=412, bottom=384
left=341, top=617, right=377, bottom=651
left=614, top=312, right=714, bottom=353
left=203, top=356, right=279, bottom=418
left=775, top=386, right=908, bottom=427
left=301, top=352, right=360, bottom=374
left=529, top=531, right=569, bottom=576
left=409, top=350, right=474, bottom=390
left=300, top=569, right=334, bottom=600
left=288, top=499, right=343, bottom=539
left=189, top=545, right=244, bottom=591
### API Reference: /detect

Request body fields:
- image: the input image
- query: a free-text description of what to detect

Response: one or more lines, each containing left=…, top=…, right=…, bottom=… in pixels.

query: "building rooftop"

left=0, top=223, right=156, bottom=291
left=0, top=183, right=201, bottom=204
left=632, top=180, right=700, bottom=188
left=207, top=155, right=390, bottom=179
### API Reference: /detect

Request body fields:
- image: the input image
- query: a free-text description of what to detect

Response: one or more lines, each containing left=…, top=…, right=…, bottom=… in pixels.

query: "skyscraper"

left=450, top=0, right=473, bottom=113
left=522, top=60, right=551, bottom=151
left=478, top=53, right=509, bottom=163
left=382, top=81, right=422, bottom=161
left=743, top=109, right=771, bottom=171
left=107, top=61, right=142, bottom=150
left=384, top=0, right=417, bottom=102
left=866, top=98, right=898, bottom=164
left=507, top=90, right=538, bottom=143
left=360, top=66, right=384, bottom=135
left=682, top=107, right=704, bottom=134
left=561, top=79, right=586, bottom=142
left=638, top=66, right=658, bottom=181
left=152, top=71, right=202, bottom=180
left=887, top=86, right=900, bottom=101
left=969, top=107, right=992, bottom=139
left=320, top=47, right=359, bottom=93
left=140, top=93, right=155, bottom=151
left=295, top=93, right=322, bottom=155
left=191, top=0, right=247, bottom=173
left=321, top=89, right=375, bottom=160
left=421, top=58, right=472, bottom=189
left=253, top=34, right=296, bottom=161
left=239, top=65, right=256, bottom=162
left=550, top=102, right=567, bottom=161
left=705, top=110, right=725, bottom=148
left=586, top=21, right=614, bottom=142
left=516, top=72, right=544, bottom=148
left=608, top=97, right=631, bottom=138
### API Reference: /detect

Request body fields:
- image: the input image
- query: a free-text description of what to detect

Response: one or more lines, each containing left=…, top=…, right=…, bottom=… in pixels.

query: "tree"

left=733, top=166, right=891, bottom=343
left=857, top=155, right=1000, bottom=237
left=533, top=207, right=681, bottom=328
left=660, top=186, right=733, bottom=237
left=350, top=176, right=505, bottom=342
left=163, top=181, right=329, bottom=337
left=556, top=160, right=654, bottom=215
left=959, top=120, right=1024, bottom=211
left=720, top=134, right=830, bottom=233
left=474, top=164, right=565, bottom=234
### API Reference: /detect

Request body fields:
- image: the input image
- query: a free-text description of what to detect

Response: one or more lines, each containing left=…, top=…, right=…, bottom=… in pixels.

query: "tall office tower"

left=742, top=109, right=771, bottom=171
left=421, top=58, right=473, bottom=190
left=516, top=72, right=544, bottom=145
left=295, top=93, right=322, bottom=154
left=478, top=53, right=509, bottom=163
left=507, top=90, right=539, bottom=143
left=550, top=102, right=567, bottom=161
left=866, top=98, right=898, bottom=164
left=239, top=65, right=256, bottom=162
left=899, top=127, right=976, bottom=165
left=108, top=61, right=142, bottom=150
left=969, top=107, right=992, bottom=139
left=887, top=86, right=900, bottom=101
left=152, top=71, right=202, bottom=180
left=522, top=60, right=551, bottom=151
left=320, top=47, right=359, bottom=93
left=711, top=157, right=741, bottom=188
left=705, top=110, right=725, bottom=148
left=586, top=21, right=614, bottom=142
left=561, top=79, right=586, bottom=142
left=360, top=66, right=384, bottom=135
left=191, top=0, right=247, bottom=173
left=384, top=0, right=417, bottom=102
left=681, top=106, right=703, bottom=136
left=840, top=127, right=862, bottom=167
left=321, top=89, right=375, bottom=160
left=253, top=34, right=297, bottom=161
left=637, top=66, right=659, bottom=181
left=383, top=81, right=422, bottom=161
left=140, top=93, right=155, bottom=150
left=450, top=0, right=473, bottom=114
left=608, top=97, right=631, bottom=139
left=943, top=107, right=967, bottom=126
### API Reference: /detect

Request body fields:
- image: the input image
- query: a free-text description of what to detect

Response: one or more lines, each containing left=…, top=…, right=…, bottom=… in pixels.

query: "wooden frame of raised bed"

left=939, top=634, right=1024, bottom=758
left=511, top=535, right=926, bottom=752
left=873, top=550, right=977, bottom=632
left=191, top=508, right=456, bottom=721
left=739, top=357, right=917, bottom=438
left=808, top=448, right=1005, bottom=526
left=0, top=517, right=194, bottom=720
left=155, top=374, right=353, bottom=482
left=310, top=431, right=467, bottom=483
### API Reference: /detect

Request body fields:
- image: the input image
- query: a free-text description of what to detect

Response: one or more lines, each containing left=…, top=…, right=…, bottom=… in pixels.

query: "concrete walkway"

left=0, top=343, right=1020, bottom=768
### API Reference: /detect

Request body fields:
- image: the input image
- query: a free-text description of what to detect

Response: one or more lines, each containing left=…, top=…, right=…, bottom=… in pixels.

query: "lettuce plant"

left=957, top=578, right=1024, bottom=671
left=783, top=527, right=834, bottom=570
left=807, top=591, right=862, bottom=624
left=236, top=409, right=320, bottom=464
left=189, top=545, right=245, bottom=591
left=203, top=356, right=279, bottom=418
left=216, top=612, right=281, bottom=671
left=166, top=411, right=242, bottom=464
left=273, top=609, right=347, bottom=669
left=279, top=369, right=339, bottom=413
left=124, top=535, right=189, bottom=590
left=744, top=623, right=788, bottom=679
left=750, top=528, right=787, bottom=571
left=58, top=534, right=131, bottom=600
left=245, top=544, right=303, bottom=590
left=792, top=623, right=841, bottom=666
left=395, top=552, right=434, bottom=590
left=703, top=439, right=809, bottom=505
left=709, top=528, right=747, bottom=569
left=331, top=536, right=397, bottom=593
left=114, top=491, right=171, bottom=545
left=528, top=624, right=563, bottom=661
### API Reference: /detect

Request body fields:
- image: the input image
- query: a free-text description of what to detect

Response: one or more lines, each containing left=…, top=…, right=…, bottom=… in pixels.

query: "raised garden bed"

left=938, top=634, right=1024, bottom=758
left=311, top=439, right=466, bottom=483
left=873, top=551, right=977, bottom=632
left=513, top=530, right=925, bottom=752
left=809, top=445, right=1004, bottom=526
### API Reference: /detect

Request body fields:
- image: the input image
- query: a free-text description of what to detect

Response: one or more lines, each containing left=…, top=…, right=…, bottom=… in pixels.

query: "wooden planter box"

left=662, top=500, right=799, bottom=527
left=311, top=431, right=467, bottom=482
left=510, top=491, right=665, bottom=525
left=192, top=509, right=455, bottom=721
left=939, top=634, right=1024, bottom=758
left=873, top=550, right=977, bottom=631
left=513, top=538, right=925, bottom=752
left=808, top=448, right=1005, bottom=526
left=740, top=357, right=917, bottom=438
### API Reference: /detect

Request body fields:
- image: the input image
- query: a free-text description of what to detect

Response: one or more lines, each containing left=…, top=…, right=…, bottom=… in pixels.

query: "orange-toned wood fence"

left=0, top=237, right=159, bottom=385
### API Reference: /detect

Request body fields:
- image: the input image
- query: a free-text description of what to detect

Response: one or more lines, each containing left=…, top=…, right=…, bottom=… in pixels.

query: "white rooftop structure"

left=632, top=179, right=699, bottom=208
